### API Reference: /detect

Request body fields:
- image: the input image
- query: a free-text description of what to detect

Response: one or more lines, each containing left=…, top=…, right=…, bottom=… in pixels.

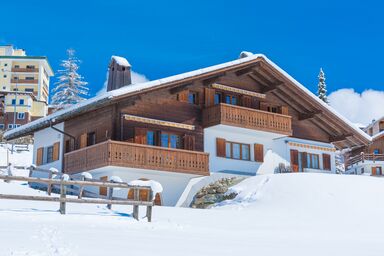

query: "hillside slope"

left=0, top=173, right=383, bottom=256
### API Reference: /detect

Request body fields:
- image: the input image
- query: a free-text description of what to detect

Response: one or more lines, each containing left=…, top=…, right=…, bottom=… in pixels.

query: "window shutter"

left=372, top=167, right=376, bottom=176
left=302, top=152, right=308, bottom=169
left=177, top=90, right=189, bottom=102
left=260, top=102, right=268, bottom=111
left=134, top=128, right=147, bottom=144
left=242, top=95, right=253, bottom=108
left=36, top=147, right=44, bottom=166
left=79, top=133, right=87, bottom=148
left=322, top=153, right=331, bottom=170
left=216, top=138, right=226, bottom=157
left=254, top=143, right=264, bottom=162
left=290, top=149, right=299, bottom=172
left=183, top=134, right=195, bottom=151
left=281, top=106, right=289, bottom=115
left=205, top=88, right=215, bottom=107
left=53, top=142, right=60, bottom=161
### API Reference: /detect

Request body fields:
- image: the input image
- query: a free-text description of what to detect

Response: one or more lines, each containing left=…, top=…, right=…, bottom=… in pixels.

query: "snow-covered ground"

left=0, top=144, right=33, bottom=167
left=0, top=173, right=383, bottom=255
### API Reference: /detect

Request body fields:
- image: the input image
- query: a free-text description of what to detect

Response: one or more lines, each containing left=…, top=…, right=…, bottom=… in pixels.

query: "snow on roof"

left=111, top=55, right=131, bottom=67
left=239, top=51, right=254, bottom=58
left=372, top=130, right=384, bottom=141
left=3, top=52, right=372, bottom=144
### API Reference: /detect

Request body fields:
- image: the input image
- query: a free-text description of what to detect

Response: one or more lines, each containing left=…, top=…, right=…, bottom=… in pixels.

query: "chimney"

left=107, top=56, right=132, bottom=91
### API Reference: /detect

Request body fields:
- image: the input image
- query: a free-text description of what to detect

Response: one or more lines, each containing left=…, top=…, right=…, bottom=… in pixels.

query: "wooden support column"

left=146, top=189, right=153, bottom=222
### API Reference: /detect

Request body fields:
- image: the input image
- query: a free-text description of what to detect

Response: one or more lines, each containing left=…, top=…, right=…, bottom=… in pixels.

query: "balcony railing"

left=347, top=153, right=384, bottom=167
left=11, top=68, right=39, bottom=73
left=203, top=103, right=292, bottom=135
left=11, top=79, right=38, bottom=84
left=64, top=140, right=210, bottom=176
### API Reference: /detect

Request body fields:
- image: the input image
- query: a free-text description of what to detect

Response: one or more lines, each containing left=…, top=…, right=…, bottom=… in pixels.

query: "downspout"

left=49, top=120, right=76, bottom=151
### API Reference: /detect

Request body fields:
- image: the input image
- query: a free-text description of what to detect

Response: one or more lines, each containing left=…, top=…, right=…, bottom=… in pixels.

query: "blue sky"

left=1, top=0, right=383, bottom=98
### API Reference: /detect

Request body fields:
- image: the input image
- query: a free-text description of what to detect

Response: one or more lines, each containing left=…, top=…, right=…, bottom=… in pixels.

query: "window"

left=13, top=77, right=18, bottom=80
left=17, top=112, right=25, bottom=119
left=214, top=93, right=222, bottom=105
left=373, top=149, right=380, bottom=155
left=87, top=132, right=96, bottom=146
left=46, top=146, right=54, bottom=163
left=25, top=88, right=34, bottom=92
left=161, top=132, right=181, bottom=149
left=3, top=75, right=6, bottom=78
left=225, top=95, right=237, bottom=105
left=267, top=106, right=278, bottom=113
left=4, top=63, right=8, bottom=67
left=14, top=65, right=18, bottom=68
left=25, top=77, right=34, bottom=80
left=146, top=131, right=155, bottom=146
left=188, top=92, right=198, bottom=105
left=307, top=153, right=320, bottom=169
left=8, top=124, right=13, bottom=129
left=19, top=99, right=24, bottom=105
left=26, top=65, right=35, bottom=69
left=0, top=124, right=4, bottom=130
left=224, top=141, right=250, bottom=161
left=11, top=99, right=16, bottom=105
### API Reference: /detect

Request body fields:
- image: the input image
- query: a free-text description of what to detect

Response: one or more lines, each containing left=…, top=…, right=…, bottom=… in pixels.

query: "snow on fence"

left=0, top=166, right=157, bottom=222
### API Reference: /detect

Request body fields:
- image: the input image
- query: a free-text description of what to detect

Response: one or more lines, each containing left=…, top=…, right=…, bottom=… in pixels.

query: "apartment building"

left=0, top=45, right=54, bottom=130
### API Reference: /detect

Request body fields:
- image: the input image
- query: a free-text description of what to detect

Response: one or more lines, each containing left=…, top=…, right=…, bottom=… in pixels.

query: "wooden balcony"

left=64, top=140, right=209, bottom=176
left=11, top=79, right=38, bottom=84
left=11, top=68, right=39, bottom=73
left=203, top=103, right=292, bottom=135
left=347, top=153, right=384, bottom=167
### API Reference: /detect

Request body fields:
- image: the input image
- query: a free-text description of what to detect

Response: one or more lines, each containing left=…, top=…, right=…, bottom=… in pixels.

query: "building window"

left=214, top=93, right=222, bottom=105
left=224, top=141, right=250, bottom=161
left=19, top=99, right=24, bottom=105
left=225, top=95, right=237, bottom=105
left=188, top=91, right=198, bottom=105
left=4, top=63, right=8, bottom=67
left=26, top=65, right=35, bottom=69
left=267, top=106, right=278, bottom=113
left=17, top=112, right=25, bottom=119
left=13, top=65, right=18, bottom=68
left=307, top=153, right=320, bottom=169
left=86, top=132, right=96, bottom=146
left=11, top=99, right=16, bottom=105
left=25, top=77, right=34, bottom=80
left=25, top=88, right=34, bottom=93
left=161, top=132, right=181, bottom=149
left=3, top=75, right=6, bottom=78
left=146, top=131, right=155, bottom=146
left=373, top=149, right=380, bottom=154
left=13, top=77, right=18, bottom=80
left=46, top=146, right=54, bottom=163
left=8, top=124, right=13, bottom=129
left=0, top=124, right=4, bottom=130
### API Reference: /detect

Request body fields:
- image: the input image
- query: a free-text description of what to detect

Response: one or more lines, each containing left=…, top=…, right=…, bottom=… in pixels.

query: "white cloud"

left=328, top=88, right=384, bottom=126
left=97, top=70, right=149, bottom=95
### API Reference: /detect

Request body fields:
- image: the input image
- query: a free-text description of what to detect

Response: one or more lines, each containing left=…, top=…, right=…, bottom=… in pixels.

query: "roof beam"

left=169, top=83, right=193, bottom=94
left=298, top=110, right=323, bottom=121
left=202, top=73, right=226, bottom=86
left=234, top=63, right=261, bottom=77
left=329, top=133, right=353, bottom=143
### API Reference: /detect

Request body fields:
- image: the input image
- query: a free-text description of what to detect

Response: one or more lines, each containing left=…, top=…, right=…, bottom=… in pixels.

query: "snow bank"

left=128, top=179, right=163, bottom=199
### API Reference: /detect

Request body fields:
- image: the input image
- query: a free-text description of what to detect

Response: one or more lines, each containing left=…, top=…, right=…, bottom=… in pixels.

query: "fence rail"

left=0, top=169, right=155, bottom=221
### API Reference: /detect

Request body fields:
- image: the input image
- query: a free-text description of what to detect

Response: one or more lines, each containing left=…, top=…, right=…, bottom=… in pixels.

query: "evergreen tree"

left=51, top=49, right=89, bottom=109
left=317, top=68, right=328, bottom=103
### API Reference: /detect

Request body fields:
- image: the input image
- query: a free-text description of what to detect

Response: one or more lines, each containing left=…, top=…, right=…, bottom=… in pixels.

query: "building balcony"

left=347, top=153, right=384, bottom=167
left=11, top=68, right=39, bottom=73
left=11, top=79, right=38, bottom=84
left=64, top=140, right=210, bottom=176
left=203, top=103, right=292, bottom=136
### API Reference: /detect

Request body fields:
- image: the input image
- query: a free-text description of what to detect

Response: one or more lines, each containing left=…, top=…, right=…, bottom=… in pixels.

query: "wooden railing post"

left=47, top=170, right=53, bottom=196
left=146, top=189, right=153, bottom=222
left=59, top=177, right=66, bottom=215
left=133, top=188, right=139, bottom=220
left=78, top=175, right=85, bottom=199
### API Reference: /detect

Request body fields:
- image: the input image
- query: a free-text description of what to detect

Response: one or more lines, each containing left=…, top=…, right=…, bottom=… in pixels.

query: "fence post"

left=47, top=170, right=52, bottom=195
left=146, top=189, right=153, bottom=222
left=107, top=185, right=114, bottom=210
left=133, top=188, right=139, bottom=220
left=78, top=176, right=85, bottom=199
left=361, top=152, right=365, bottom=163
left=59, top=178, right=66, bottom=214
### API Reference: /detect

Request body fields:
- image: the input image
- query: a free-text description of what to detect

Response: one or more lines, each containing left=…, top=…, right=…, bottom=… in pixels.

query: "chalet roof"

left=3, top=53, right=372, bottom=149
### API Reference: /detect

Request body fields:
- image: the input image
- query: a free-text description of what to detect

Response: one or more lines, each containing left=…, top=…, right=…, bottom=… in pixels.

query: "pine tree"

left=317, top=68, right=328, bottom=103
left=51, top=49, right=89, bottom=110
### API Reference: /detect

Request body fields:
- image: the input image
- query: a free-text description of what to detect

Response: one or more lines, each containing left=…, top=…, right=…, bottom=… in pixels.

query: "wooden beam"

left=270, top=91, right=304, bottom=113
left=261, top=82, right=284, bottom=93
left=169, top=83, right=193, bottom=94
left=211, top=83, right=266, bottom=99
left=298, top=110, right=323, bottom=121
left=329, top=134, right=353, bottom=143
left=123, top=114, right=195, bottom=130
left=234, top=63, right=260, bottom=77
left=202, top=73, right=226, bottom=86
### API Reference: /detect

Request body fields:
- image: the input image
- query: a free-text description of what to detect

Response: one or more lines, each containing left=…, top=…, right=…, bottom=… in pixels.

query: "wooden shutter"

left=260, top=102, right=268, bottom=111
left=205, top=88, right=215, bottom=107
left=242, top=95, right=253, bottom=108
left=134, top=127, right=147, bottom=144
left=183, top=134, right=195, bottom=151
left=254, top=143, right=264, bottom=162
left=36, top=147, right=44, bottom=166
left=372, top=167, right=376, bottom=176
left=323, top=153, right=331, bottom=170
left=177, top=90, right=189, bottom=102
left=79, top=133, right=87, bottom=148
left=216, top=138, right=226, bottom=157
left=53, top=142, right=60, bottom=161
left=281, top=106, right=289, bottom=115
left=290, top=149, right=299, bottom=172
left=302, top=152, right=308, bottom=169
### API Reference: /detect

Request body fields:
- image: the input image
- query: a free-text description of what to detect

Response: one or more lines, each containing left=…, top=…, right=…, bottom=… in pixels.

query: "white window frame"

left=17, top=112, right=25, bottom=120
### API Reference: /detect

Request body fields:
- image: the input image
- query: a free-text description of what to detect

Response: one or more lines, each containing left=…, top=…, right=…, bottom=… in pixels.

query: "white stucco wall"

left=349, top=162, right=384, bottom=175
left=88, top=167, right=201, bottom=206
left=33, top=122, right=65, bottom=173
left=204, top=124, right=337, bottom=175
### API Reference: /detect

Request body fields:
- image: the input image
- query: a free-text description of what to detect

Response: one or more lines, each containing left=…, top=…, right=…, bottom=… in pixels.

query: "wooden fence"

left=0, top=167, right=156, bottom=222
